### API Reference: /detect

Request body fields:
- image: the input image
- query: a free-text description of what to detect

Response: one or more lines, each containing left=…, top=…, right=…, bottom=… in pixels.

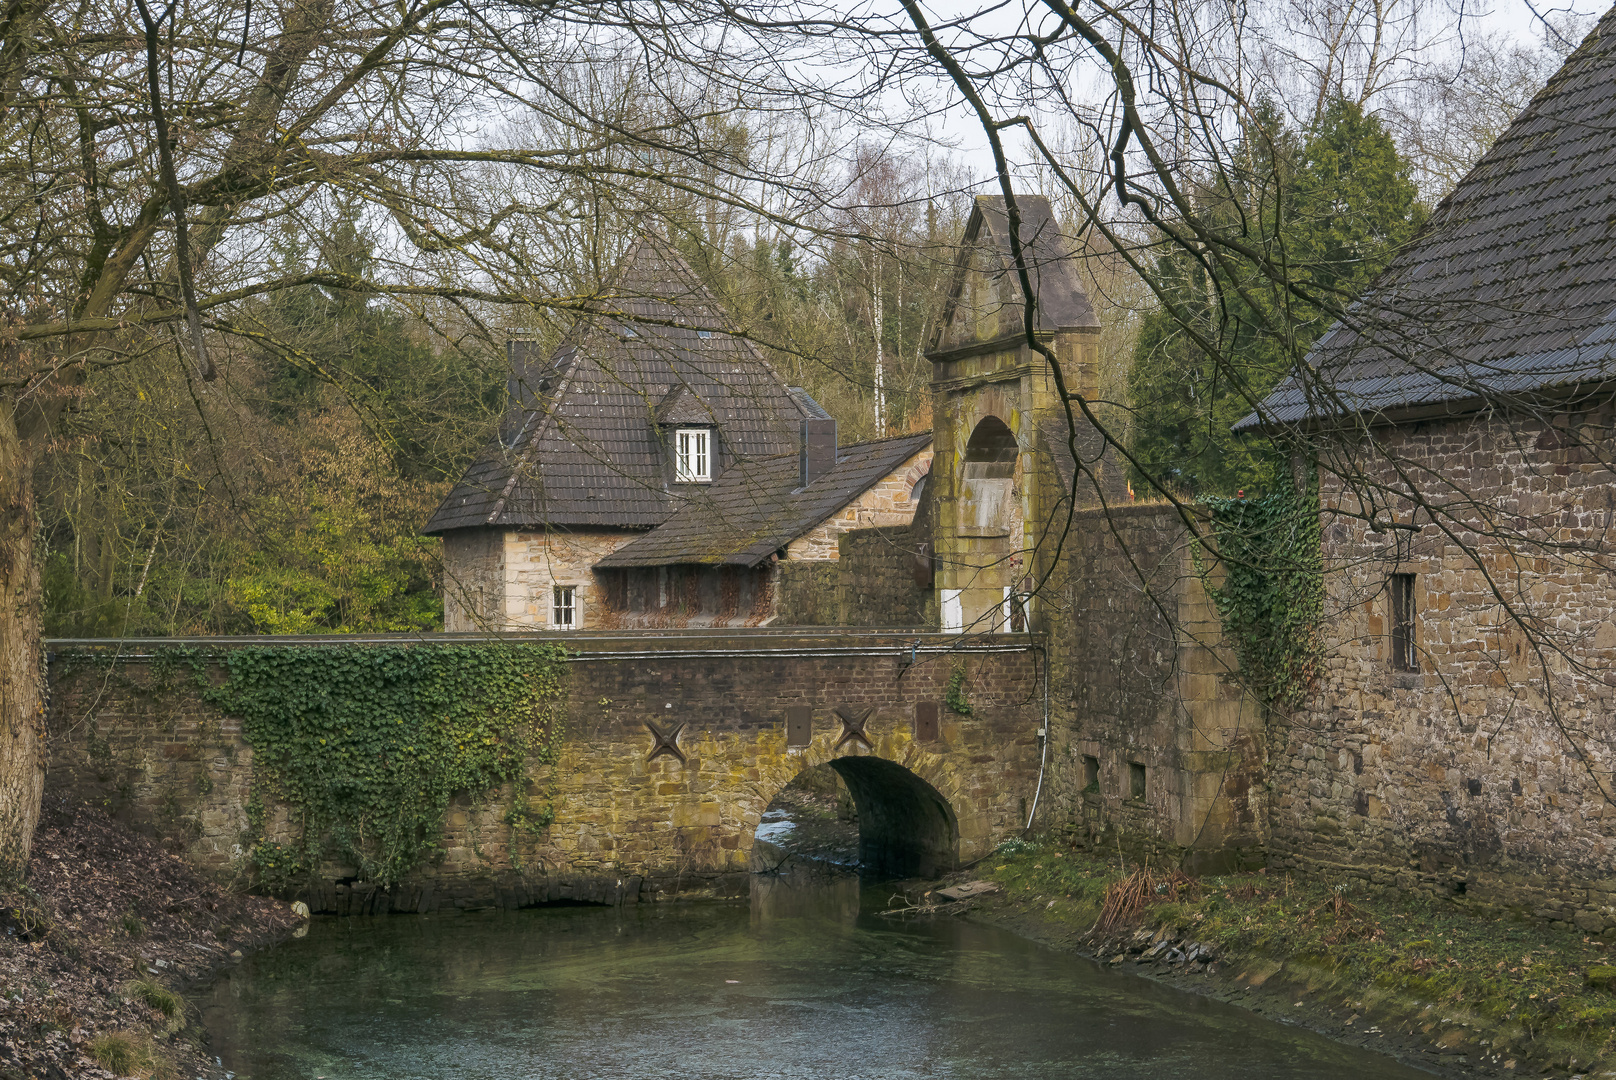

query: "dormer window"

left=676, top=428, right=710, bottom=482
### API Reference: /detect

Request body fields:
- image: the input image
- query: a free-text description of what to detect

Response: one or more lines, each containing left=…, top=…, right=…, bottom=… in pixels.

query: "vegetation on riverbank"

left=980, top=840, right=1616, bottom=1074
left=0, top=800, right=301, bottom=1079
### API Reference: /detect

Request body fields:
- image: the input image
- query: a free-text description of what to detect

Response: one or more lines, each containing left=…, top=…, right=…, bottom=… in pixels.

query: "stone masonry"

left=783, top=447, right=933, bottom=560
left=1044, top=502, right=1268, bottom=872
left=1272, top=411, right=1616, bottom=934
left=44, top=632, right=1042, bottom=914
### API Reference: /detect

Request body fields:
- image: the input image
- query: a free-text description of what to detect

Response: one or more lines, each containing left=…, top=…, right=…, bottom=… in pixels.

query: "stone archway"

left=828, top=756, right=958, bottom=877
left=752, top=755, right=961, bottom=880
left=946, top=413, right=1026, bottom=632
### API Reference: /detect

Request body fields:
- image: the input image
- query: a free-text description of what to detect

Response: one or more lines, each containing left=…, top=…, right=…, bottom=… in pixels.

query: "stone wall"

left=774, top=562, right=838, bottom=626
left=503, top=529, right=640, bottom=630
left=1046, top=502, right=1268, bottom=872
left=775, top=527, right=936, bottom=628
left=45, top=632, right=1042, bottom=914
left=1272, top=410, right=1616, bottom=934
left=783, top=446, right=933, bottom=560
left=836, top=527, right=936, bottom=627
left=440, top=530, right=503, bottom=632
left=440, top=528, right=643, bottom=632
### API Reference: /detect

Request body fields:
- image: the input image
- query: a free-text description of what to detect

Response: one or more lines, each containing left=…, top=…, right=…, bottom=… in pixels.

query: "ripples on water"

left=201, top=871, right=1429, bottom=1079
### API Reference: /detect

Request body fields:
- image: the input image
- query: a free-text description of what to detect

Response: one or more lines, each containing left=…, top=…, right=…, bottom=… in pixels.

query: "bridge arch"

left=750, top=750, right=964, bottom=880
left=826, top=756, right=958, bottom=878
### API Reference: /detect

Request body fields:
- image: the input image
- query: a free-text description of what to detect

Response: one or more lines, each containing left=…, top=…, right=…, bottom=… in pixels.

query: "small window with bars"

left=675, top=428, right=711, bottom=482
left=1390, top=572, right=1418, bottom=671
left=552, top=585, right=577, bottom=630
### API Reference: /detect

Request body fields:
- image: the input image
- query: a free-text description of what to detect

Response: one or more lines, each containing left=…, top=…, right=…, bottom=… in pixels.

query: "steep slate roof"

left=595, top=433, right=933, bottom=568
left=930, top=194, right=1099, bottom=354
left=1238, top=9, right=1616, bottom=431
left=424, top=237, right=808, bottom=534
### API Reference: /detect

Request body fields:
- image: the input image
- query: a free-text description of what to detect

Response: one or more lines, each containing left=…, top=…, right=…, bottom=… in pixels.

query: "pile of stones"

left=1095, top=926, right=1219, bottom=975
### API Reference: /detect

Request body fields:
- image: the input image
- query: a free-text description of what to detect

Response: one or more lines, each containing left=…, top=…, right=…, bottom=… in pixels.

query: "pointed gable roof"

left=654, top=384, right=713, bottom=426
left=1239, top=8, right=1616, bottom=431
left=929, top=193, right=1099, bottom=355
left=424, top=236, right=808, bottom=534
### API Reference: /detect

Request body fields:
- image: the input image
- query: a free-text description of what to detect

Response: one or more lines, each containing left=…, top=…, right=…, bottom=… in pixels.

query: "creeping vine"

left=946, top=660, right=974, bottom=716
left=1202, top=476, right=1325, bottom=708
left=205, top=643, right=568, bottom=887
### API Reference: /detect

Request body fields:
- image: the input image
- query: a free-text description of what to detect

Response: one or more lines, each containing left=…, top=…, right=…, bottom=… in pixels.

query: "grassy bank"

left=972, top=839, right=1616, bottom=1077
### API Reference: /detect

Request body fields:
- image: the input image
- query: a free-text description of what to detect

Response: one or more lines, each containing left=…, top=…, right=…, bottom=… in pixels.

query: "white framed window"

left=676, top=428, right=711, bottom=482
left=552, top=585, right=577, bottom=630
left=941, top=589, right=963, bottom=633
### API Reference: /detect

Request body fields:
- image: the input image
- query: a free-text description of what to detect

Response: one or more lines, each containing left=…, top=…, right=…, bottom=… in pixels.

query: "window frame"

left=552, top=584, right=578, bottom=631
left=1389, top=572, right=1418, bottom=671
left=1128, top=761, right=1147, bottom=801
left=675, top=427, right=712, bottom=483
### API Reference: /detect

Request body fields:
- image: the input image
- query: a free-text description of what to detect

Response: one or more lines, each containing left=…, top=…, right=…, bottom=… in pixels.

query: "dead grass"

left=1098, top=867, right=1200, bottom=928
left=88, top=1031, right=171, bottom=1079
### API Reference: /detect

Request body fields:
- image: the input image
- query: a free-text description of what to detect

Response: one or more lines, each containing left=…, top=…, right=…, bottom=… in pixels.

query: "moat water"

left=200, top=872, right=1431, bottom=1079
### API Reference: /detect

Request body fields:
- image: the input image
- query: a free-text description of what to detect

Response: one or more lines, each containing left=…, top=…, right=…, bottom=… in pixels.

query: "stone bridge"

left=44, top=631, right=1044, bottom=913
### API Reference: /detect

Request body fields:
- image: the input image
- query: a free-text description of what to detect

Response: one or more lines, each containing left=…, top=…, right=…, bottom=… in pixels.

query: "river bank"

left=947, top=840, right=1616, bottom=1080
left=0, top=798, right=302, bottom=1080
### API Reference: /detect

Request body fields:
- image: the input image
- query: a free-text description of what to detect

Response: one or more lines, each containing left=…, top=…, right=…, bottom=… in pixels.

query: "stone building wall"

left=45, top=633, right=1041, bottom=914
left=1272, top=411, right=1616, bottom=934
left=774, top=562, right=838, bottom=625
left=502, top=529, right=640, bottom=630
left=775, top=527, right=936, bottom=628
left=440, top=531, right=503, bottom=632
left=835, top=527, right=936, bottom=627
left=1045, top=502, right=1267, bottom=871
left=440, top=528, right=643, bottom=632
left=783, top=447, right=934, bottom=560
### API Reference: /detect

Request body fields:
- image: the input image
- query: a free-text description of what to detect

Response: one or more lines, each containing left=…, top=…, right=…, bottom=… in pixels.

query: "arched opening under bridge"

left=755, top=757, right=959, bottom=880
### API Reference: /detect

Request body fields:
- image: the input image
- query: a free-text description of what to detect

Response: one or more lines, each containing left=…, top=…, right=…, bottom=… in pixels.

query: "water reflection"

left=201, top=872, right=1429, bottom=1079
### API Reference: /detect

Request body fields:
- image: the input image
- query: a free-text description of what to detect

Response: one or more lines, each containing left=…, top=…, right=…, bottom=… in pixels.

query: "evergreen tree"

left=1128, top=99, right=1423, bottom=496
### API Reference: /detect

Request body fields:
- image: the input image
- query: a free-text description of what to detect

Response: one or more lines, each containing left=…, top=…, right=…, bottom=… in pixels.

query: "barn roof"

left=1238, top=8, right=1616, bottom=431
left=594, top=433, right=933, bottom=569
left=424, top=236, right=808, bottom=534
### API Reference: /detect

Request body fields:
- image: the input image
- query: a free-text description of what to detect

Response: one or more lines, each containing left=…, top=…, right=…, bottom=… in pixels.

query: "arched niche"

left=957, top=415, right=1021, bottom=540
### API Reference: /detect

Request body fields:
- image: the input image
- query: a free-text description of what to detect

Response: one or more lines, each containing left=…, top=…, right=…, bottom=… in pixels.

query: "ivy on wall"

left=1203, top=479, right=1324, bottom=708
left=205, top=643, right=568, bottom=887
left=946, top=661, right=974, bottom=716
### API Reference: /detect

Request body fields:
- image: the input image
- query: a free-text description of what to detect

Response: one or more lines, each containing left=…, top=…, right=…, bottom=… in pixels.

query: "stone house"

left=424, top=236, right=933, bottom=631
left=1240, top=10, right=1616, bottom=925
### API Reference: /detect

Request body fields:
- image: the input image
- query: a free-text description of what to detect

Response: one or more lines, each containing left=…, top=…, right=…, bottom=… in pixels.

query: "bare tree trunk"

left=0, top=398, right=44, bottom=884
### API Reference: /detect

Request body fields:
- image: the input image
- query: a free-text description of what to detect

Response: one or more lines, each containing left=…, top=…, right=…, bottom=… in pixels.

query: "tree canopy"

left=1127, top=99, right=1425, bottom=496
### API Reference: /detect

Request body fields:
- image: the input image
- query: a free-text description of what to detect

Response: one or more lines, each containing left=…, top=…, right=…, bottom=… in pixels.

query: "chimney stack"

left=799, top=416, right=836, bottom=487
left=501, top=332, right=545, bottom=445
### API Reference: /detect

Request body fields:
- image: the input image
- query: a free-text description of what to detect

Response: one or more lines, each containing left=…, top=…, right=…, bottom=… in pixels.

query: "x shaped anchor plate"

left=646, top=720, right=686, bottom=762
left=833, top=706, right=874, bottom=751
